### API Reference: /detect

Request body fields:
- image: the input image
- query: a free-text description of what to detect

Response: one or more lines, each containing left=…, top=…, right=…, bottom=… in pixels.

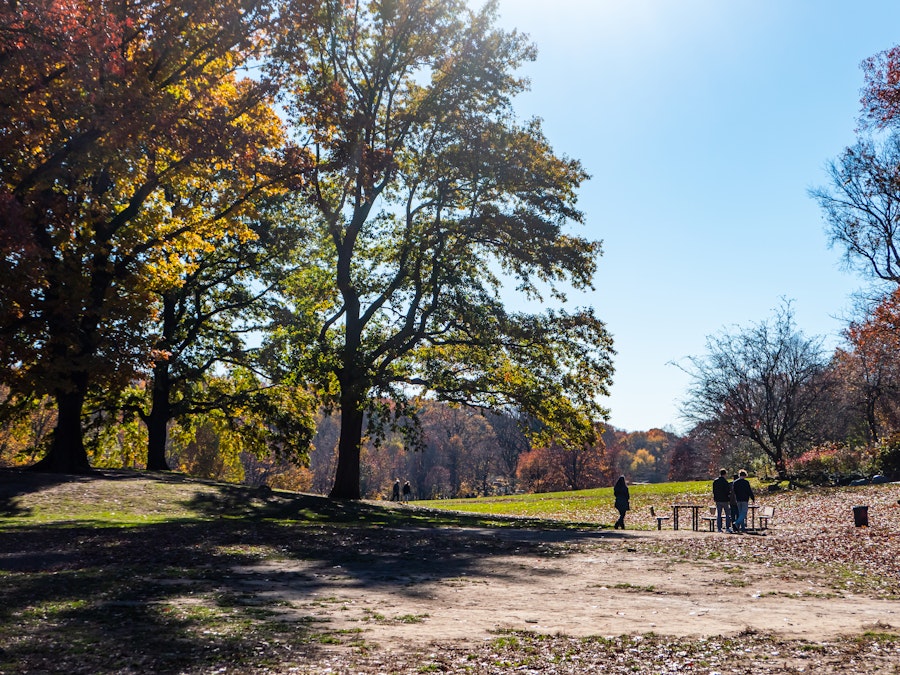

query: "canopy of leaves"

left=0, top=0, right=291, bottom=399
left=834, top=287, right=900, bottom=443
left=266, top=0, right=614, bottom=490
left=860, top=45, right=900, bottom=131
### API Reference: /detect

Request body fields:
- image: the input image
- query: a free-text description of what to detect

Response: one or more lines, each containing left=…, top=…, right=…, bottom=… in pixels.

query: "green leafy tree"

left=132, top=201, right=313, bottom=471
left=0, top=389, right=55, bottom=467
left=269, top=0, right=614, bottom=499
left=147, top=369, right=316, bottom=480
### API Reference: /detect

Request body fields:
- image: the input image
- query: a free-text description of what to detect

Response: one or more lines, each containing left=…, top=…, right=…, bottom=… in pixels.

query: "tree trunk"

left=329, top=402, right=364, bottom=499
left=865, top=396, right=880, bottom=445
left=31, top=387, right=92, bottom=473
left=146, top=291, right=178, bottom=470
left=774, top=452, right=788, bottom=481
left=330, top=263, right=365, bottom=499
left=145, top=361, right=172, bottom=470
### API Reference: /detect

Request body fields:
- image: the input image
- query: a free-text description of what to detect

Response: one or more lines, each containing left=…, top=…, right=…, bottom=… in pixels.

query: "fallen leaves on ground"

left=637, top=484, right=900, bottom=598
left=313, top=630, right=900, bottom=674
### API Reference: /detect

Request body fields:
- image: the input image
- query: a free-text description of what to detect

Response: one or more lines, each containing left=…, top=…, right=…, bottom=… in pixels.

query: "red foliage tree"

left=0, top=0, right=299, bottom=472
left=839, top=288, right=900, bottom=443
left=516, top=440, right=609, bottom=493
left=861, top=46, right=900, bottom=130
left=667, top=437, right=702, bottom=481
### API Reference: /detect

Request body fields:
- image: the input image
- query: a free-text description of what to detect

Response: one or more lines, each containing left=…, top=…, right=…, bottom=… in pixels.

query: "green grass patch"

left=416, top=480, right=716, bottom=523
left=612, top=583, right=657, bottom=593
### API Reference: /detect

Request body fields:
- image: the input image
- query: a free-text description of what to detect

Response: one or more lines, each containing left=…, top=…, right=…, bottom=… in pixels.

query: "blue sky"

left=479, top=0, right=900, bottom=433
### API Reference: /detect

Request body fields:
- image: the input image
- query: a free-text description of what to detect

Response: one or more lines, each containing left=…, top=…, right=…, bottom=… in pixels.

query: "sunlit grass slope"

left=416, top=480, right=733, bottom=524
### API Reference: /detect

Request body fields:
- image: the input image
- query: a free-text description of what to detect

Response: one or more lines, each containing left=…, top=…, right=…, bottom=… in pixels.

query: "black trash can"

left=853, top=505, right=869, bottom=527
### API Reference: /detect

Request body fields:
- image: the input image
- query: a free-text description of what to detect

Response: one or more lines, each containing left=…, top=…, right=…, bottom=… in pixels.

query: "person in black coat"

left=732, top=469, right=755, bottom=532
left=712, top=469, right=732, bottom=532
left=613, top=476, right=630, bottom=529
left=729, top=473, right=739, bottom=527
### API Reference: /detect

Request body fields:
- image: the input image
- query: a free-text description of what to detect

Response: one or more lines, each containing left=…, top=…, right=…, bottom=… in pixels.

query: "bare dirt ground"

left=229, top=525, right=899, bottom=651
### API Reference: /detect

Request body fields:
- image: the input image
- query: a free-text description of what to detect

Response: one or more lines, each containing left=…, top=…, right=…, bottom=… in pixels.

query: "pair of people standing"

left=712, top=469, right=754, bottom=533
left=391, top=479, right=412, bottom=503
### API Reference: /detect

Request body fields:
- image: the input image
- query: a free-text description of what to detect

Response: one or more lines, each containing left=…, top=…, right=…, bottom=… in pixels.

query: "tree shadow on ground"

left=181, top=480, right=607, bottom=532
left=0, top=469, right=82, bottom=517
left=0, top=472, right=625, bottom=673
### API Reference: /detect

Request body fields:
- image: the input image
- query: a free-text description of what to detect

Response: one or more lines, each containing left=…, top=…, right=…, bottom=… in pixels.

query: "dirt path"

left=226, top=527, right=899, bottom=650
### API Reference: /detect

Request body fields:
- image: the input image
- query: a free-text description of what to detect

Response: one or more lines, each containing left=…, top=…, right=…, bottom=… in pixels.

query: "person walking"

left=732, top=470, right=755, bottom=533
left=712, top=469, right=732, bottom=533
left=401, top=480, right=412, bottom=504
left=392, top=479, right=401, bottom=502
left=613, top=476, right=630, bottom=529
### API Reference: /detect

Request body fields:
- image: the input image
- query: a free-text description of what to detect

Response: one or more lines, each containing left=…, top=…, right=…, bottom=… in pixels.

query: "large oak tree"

left=269, top=0, right=614, bottom=499
left=0, top=0, right=291, bottom=472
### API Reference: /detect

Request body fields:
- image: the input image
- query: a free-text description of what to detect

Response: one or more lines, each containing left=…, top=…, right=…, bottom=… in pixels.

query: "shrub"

left=786, top=442, right=876, bottom=484
left=875, top=434, right=900, bottom=480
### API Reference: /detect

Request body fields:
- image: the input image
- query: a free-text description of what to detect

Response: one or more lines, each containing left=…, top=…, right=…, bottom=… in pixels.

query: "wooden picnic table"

left=670, top=503, right=765, bottom=532
left=671, top=503, right=704, bottom=531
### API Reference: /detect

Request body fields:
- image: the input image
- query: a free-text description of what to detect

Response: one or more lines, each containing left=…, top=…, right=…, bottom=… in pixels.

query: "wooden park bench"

left=757, top=505, right=775, bottom=530
left=650, top=506, right=670, bottom=530
left=701, top=506, right=717, bottom=531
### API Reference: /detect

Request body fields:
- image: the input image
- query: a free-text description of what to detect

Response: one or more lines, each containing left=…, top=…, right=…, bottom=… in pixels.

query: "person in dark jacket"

left=732, top=469, right=755, bottom=532
left=712, top=469, right=732, bottom=532
left=729, top=473, right=739, bottom=527
left=613, top=476, right=630, bottom=529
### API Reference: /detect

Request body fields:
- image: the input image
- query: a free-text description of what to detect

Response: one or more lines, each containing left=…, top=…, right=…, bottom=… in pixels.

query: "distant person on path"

left=402, top=480, right=412, bottom=504
left=712, top=469, right=732, bottom=533
left=613, top=476, right=630, bottom=529
left=392, top=479, right=401, bottom=502
left=732, top=470, right=755, bottom=532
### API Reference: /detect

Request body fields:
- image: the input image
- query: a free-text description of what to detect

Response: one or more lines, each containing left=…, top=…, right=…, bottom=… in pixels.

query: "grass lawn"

left=415, top=480, right=718, bottom=522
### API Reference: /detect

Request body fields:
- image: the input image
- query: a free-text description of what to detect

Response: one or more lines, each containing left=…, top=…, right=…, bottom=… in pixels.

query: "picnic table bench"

left=649, top=506, right=670, bottom=530
left=757, top=505, right=775, bottom=529
left=672, top=503, right=704, bottom=530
